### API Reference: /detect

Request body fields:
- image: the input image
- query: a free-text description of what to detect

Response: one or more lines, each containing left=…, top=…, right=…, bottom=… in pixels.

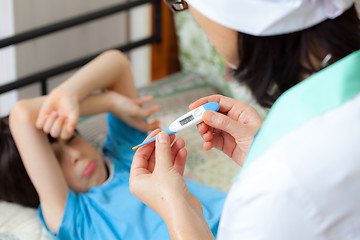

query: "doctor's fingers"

left=133, top=130, right=176, bottom=171
left=147, top=134, right=176, bottom=173
left=197, top=122, right=222, bottom=142
left=132, top=129, right=160, bottom=173
left=173, top=146, right=187, bottom=176
left=155, top=136, right=187, bottom=176
left=202, top=111, right=253, bottom=139
left=154, top=132, right=174, bottom=173
left=189, top=94, right=244, bottom=114
left=171, top=138, right=185, bottom=159
left=203, top=131, right=238, bottom=156
left=189, top=94, right=223, bottom=110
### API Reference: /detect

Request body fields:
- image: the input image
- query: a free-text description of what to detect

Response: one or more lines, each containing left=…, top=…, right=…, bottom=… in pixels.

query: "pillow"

left=0, top=201, right=53, bottom=240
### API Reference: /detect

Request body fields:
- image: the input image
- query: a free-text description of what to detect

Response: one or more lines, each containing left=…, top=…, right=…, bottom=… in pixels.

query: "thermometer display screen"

left=180, top=115, right=194, bottom=126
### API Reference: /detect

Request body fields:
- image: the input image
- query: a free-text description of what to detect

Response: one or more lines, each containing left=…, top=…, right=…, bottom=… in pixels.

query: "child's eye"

left=67, top=134, right=78, bottom=144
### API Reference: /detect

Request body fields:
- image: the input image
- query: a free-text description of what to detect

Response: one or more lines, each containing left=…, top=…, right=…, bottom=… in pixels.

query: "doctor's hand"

left=130, top=130, right=204, bottom=223
left=190, top=95, right=263, bottom=166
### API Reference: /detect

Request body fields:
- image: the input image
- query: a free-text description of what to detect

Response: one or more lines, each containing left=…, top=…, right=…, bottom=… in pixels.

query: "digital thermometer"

left=132, top=102, right=220, bottom=150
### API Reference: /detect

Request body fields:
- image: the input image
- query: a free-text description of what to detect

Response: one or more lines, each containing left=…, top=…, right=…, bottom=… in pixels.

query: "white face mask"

left=226, top=61, right=238, bottom=70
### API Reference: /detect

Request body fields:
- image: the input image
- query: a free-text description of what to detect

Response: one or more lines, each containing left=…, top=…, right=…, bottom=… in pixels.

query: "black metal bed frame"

left=0, top=0, right=161, bottom=95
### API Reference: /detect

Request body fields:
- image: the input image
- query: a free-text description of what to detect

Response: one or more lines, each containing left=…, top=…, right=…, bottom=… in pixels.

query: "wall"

left=11, top=0, right=151, bottom=100
left=129, top=4, right=151, bottom=87
left=0, top=0, right=17, bottom=117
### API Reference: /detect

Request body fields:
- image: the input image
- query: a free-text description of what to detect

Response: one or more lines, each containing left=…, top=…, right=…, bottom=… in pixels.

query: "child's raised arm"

left=36, top=50, right=160, bottom=138
left=10, top=97, right=69, bottom=234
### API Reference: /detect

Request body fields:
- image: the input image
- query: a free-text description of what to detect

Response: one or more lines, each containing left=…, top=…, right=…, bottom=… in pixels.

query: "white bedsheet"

left=0, top=201, right=53, bottom=240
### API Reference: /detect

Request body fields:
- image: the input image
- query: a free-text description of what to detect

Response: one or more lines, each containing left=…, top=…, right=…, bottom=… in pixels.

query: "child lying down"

left=1, top=50, right=226, bottom=239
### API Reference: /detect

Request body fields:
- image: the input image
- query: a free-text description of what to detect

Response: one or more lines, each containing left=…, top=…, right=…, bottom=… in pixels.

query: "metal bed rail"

left=0, top=0, right=161, bottom=95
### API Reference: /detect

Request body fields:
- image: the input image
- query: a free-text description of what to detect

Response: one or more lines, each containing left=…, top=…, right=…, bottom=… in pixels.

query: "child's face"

left=50, top=134, right=108, bottom=193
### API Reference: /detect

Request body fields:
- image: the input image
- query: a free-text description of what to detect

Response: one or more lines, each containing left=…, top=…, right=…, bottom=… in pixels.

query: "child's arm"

left=36, top=49, right=160, bottom=138
left=57, top=49, right=138, bottom=100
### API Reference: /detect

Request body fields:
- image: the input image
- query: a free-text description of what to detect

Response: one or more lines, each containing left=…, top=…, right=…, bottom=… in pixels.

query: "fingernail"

left=51, top=111, right=57, bottom=117
left=203, top=111, right=215, bottom=123
left=157, top=132, right=169, bottom=143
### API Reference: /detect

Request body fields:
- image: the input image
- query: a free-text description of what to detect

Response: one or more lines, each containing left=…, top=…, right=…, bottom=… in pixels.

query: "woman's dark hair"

left=234, top=5, right=360, bottom=108
left=0, top=116, right=39, bottom=208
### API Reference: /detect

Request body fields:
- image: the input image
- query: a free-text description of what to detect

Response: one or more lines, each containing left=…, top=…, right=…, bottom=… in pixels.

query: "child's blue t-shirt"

left=39, top=114, right=226, bottom=240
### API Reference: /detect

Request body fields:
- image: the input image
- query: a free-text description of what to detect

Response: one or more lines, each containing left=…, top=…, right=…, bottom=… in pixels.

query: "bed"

left=0, top=2, right=240, bottom=239
left=0, top=72, right=240, bottom=240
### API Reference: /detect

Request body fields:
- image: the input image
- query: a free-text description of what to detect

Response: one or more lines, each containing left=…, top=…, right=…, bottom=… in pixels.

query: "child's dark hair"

left=0, top=116, right=80, bottom=208
left=234, top=5, right=360, bottom=108
left=0, top=116, right=39, bottom=208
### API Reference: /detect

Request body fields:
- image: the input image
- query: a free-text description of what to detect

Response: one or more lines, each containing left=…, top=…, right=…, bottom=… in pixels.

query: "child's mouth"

left=82, top=160, right=96, bottom=178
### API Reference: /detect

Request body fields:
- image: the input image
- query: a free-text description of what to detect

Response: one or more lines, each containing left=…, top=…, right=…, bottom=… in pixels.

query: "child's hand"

left=36, top=87, right=79, bottom=139
left=111, top=94, right=161, bottom=132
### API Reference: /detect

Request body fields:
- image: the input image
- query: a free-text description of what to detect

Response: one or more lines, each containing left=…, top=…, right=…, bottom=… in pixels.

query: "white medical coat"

left=218, top=50, right=360, bottom=240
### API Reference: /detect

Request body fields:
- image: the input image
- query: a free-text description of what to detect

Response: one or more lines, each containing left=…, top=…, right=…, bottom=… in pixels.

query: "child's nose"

left=68, top=148, right=83, bottom=165
left=72, top=157, right=79, bottom=165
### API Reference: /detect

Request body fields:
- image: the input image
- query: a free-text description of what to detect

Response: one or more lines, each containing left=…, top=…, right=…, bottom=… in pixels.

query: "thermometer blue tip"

left=203, top=102, right=220, bottom=112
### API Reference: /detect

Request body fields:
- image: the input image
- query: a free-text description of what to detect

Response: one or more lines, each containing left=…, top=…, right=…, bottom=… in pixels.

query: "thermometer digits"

left=132, top=102, right=220, bottom=150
